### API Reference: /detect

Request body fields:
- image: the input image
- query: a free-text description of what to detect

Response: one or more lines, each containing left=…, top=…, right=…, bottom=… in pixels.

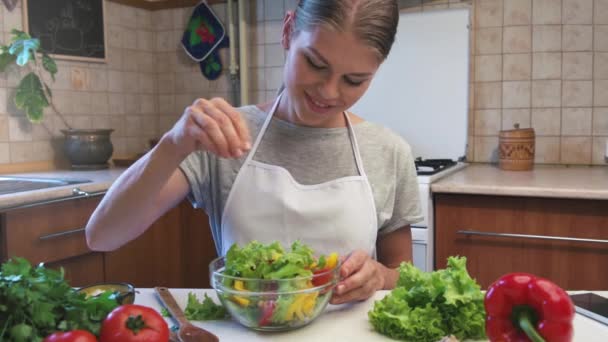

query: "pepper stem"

left=518, top=311, right=546, bottom=342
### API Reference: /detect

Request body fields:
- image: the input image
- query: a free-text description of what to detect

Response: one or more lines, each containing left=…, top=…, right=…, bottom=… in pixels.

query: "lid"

left=499, top=123, right=535, bottom=138
left=349, top=9, right=470, bottom=161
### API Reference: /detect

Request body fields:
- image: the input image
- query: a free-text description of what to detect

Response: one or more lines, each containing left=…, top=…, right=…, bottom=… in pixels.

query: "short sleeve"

left=178, top=150, right=211, bottom=211
left=378, top=140, right=423, bottom=235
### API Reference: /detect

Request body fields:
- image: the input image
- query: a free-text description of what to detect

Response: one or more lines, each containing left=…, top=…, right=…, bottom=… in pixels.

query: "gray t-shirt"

left=179, top=105, right=423, bottom=254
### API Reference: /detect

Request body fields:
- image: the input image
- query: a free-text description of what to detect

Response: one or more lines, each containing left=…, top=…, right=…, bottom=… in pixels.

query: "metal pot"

left=61, top=129, right=114, bottom=170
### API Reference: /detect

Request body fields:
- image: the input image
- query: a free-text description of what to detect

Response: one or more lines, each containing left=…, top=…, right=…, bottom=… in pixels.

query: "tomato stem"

left=518, top=311, right=546, bottom=342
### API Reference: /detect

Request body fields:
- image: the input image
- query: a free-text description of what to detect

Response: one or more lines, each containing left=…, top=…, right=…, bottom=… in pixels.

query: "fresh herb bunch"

left=0, top=258, right=119, bottom=342
left=0, top=29, right=70, bottom=128
left=368, top=256, right=486, bottom=342
left=162, top=292, right=229, bottom=321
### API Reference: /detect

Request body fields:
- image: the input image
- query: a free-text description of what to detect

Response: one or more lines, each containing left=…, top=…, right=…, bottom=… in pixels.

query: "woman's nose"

left=317, top=76, right=340, bottom=100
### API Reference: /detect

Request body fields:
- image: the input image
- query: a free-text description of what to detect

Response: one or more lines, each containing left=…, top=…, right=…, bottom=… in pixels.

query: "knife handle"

left=154, top=287, right=188, bottom=326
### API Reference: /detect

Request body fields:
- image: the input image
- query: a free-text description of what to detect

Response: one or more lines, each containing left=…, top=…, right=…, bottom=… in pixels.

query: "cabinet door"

left=104, top=204, right=184, bottom=288
left=46, top=253, right=105, bottom=287
left=104, top=199, right=217, bottom=288
left=434, top=194, right=608, bottom=290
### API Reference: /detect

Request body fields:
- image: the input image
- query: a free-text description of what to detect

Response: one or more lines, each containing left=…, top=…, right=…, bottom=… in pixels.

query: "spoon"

left=155, top=287, right=219, bottom=342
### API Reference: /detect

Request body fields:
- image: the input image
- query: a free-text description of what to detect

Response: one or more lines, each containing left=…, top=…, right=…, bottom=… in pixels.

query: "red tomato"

left=43, top=330, right=97, bottom=342
left=312, top=268, right=332, bottom=287
left=99, top=304, right=169, bottom=342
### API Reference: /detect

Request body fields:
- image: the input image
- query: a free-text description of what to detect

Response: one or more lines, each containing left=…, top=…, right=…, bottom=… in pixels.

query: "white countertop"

left=431, top=164, right=608, bottom=200
left=134, top=288, right=608, bottom=342
left=0, top=168, right=126, bottom=210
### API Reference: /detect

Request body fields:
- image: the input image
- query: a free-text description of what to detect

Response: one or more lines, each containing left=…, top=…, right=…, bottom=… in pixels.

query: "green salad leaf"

left=368, top=256, right=486, bottom=342
left=0, top=258, right=119, bottom=341
left=183, top=293, right=230, bottom=321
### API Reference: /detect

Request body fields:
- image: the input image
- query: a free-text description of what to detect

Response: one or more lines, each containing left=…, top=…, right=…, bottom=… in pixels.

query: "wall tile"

left=3, top=5, right=22, bottom=31
left=593, top=107, right=608, bottom=135
left=264, top=21, right=283, bottom=45
left=562, top=108, right=592, bottom=135
left=8, top=116, right=32, bottom=142
left=503, top=53, right=531, bottom=80
left=532, top=108, right=561, bottom=136
left=561, top=136, right=591, bottom=164
left=594, top=80, right=608, bottom=106
left=562, top=25, right=593, bottom=51
left=475, top=54, right=502, bottom=81
left=591, top=137, right=608, bottom=164
left=532, top=80, right=561, bottom=107
left=0, top=143, right=9, bottom=164
left=562, top=0, right=593, bottom=24
left=534, top=136, right=560, bottom=163
left=474, top=109, right=501, bottom=135
left=532, top=52, right=561, bottom=79
left=264, top=44, right=285, bottom=67
left=594, top=52, right=608, bottom=79
left=504, top=0, right=531, bottom=25
left=502, top=108, right=531, bottom=129
left=474, top=82, right=502, bottom=109
left=533, top=25, right=562, bottom=52
left=562, top=80, right=593, bottom=107
left=595, top=0, right=608, bottom=24
left=476, top=28, right=503, bottom=54
left=265, top=0, right=285, bottom=20
left=0, top=88, right=6, bottom=115
left=596, top=25, right=608, bottom=51
left=0, top=115, right=8, bottom=141
left=473, top=136, right=499, bottom=162
left=533, top=0, right=562, bottom=24
left=10, top=142, right=34, bottom=163
left=563, top=52, right=593, bottom=79
left=502, top=81, right=531, bottom=108
left=476, top=0, right=503, bottom=27
left=503, top=26, right=531, bottom=53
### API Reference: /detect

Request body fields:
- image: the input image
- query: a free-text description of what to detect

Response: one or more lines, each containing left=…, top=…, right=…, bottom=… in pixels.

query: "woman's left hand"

left=330, top=249, right=396, bottom=304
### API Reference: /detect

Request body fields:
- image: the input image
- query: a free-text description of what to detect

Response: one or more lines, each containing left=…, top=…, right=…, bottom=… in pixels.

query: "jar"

left=498, top=124, right=535, bottom=171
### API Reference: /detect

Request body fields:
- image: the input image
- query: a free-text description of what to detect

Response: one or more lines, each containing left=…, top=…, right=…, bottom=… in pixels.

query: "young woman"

left=86, top=0, right=422, bottom=304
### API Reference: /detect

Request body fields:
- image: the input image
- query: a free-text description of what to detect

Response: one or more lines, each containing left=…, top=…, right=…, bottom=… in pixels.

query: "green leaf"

left=205, top=64, right=211, bottom=74
left=183, top=292, right=229, bottom=320
left=211, top=62, right=220, bottom=71
left=14, top=72, right=49, bottom=123
left=41, top=53, right=57, bottom=81
left=189, top=16, right=203, bottom=46
left=11, top=29, right=32, bottom=41
left=0, top=49, right=17, bottom=72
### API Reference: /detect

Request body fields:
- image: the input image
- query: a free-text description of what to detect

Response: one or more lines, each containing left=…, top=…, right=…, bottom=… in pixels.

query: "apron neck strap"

left=246, top=92, right=368, bottom=177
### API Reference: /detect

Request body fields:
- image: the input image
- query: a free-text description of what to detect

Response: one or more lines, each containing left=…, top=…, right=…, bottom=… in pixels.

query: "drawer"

left=2, top=196, right=102, bottom=264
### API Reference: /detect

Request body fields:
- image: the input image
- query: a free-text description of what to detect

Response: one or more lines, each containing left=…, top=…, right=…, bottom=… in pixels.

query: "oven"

left=411, top=159, right=467, bottom=272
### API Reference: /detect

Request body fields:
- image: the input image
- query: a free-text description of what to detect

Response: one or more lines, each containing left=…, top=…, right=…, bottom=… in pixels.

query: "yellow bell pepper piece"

left=234, top=280, right=246, bottom=291
left=231, top=295, right=250, bottom=307
left=285, top=293, right=319, bottom=321
left=326, top=252, right=339, bottom=269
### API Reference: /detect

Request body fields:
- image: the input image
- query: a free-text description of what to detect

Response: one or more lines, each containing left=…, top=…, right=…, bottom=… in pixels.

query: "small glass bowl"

left=77, top=282, right=135, bottom=304
left=209, top=256, right=340, bottom=332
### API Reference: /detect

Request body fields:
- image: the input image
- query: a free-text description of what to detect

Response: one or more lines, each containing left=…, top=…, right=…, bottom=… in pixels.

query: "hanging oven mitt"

left=181, top=1, right=227, bottom=80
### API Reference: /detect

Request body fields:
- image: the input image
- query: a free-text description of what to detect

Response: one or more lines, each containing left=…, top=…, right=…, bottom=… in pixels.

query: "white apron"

left=220, top=94, right=378, bottom=257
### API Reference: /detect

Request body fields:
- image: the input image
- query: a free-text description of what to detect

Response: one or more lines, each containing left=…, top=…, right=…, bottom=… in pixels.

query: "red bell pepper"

left=258, top=300, right=275, bottom=326
left=484, top=273, right=575, bottom=342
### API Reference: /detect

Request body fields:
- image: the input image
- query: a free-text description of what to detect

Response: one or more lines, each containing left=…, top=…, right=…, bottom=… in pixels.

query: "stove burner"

left=415, top=158, right=457, bottom=175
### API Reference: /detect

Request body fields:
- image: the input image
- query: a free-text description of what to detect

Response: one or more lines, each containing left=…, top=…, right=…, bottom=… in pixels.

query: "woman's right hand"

left=166, top=97, right=252, bottom=159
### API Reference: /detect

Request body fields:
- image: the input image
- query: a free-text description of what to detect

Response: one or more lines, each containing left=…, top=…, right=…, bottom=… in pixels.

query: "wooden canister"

left=498, top=124, right=535, bottom=171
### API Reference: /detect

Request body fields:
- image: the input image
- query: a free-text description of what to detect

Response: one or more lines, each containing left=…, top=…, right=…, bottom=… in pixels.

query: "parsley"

left=162, top=292, right=229, bottom=321
left=0, top=257, right=119, bottom=341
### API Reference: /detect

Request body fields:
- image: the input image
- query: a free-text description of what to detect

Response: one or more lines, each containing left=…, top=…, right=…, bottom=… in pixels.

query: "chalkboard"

left=23, top=0, right=106, bottom=62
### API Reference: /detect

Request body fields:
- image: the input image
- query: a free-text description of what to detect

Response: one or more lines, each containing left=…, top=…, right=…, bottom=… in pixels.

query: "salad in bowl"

left=209, top=240, right=340, bottom=331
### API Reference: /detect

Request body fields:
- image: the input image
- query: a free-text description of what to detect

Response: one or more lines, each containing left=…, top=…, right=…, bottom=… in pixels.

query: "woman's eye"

left=305, top=56, right=325, bottom=70
left=344, top=77, right=364, bottom=86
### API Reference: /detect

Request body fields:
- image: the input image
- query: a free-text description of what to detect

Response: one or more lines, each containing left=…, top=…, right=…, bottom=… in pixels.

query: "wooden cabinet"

left=434, top=193, right=608, bottom=290
left=0, top=195, right=105, bottom=286
left=104, top=201, right=217, bottom=288
left=1, top=195, right=217, bottom=288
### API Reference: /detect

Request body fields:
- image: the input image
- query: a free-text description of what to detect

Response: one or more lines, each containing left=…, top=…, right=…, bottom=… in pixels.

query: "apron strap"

left=343, top=112, right=368, bottom=178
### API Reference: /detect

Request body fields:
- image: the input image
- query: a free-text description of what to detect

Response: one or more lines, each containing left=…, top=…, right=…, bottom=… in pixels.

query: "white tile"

left=265, top=0, right=285, bottom=20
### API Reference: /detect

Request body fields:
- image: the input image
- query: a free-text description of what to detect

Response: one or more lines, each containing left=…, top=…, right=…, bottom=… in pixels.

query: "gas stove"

left=415, top=158, right=457, bottom=176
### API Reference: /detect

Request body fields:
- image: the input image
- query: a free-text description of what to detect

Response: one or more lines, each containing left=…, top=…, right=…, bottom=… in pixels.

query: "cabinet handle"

left=39, top=227, right=86, bottom=241
left=457, top=230, right=608, bottom=244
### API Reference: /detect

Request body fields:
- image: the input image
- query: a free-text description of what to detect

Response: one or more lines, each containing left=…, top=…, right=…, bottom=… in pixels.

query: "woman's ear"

left=282, top=11, right=295, bottom=49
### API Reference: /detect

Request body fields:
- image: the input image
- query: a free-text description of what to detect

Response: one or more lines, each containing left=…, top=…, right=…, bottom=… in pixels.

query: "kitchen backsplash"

left=1, top=0, right=607, bottom=168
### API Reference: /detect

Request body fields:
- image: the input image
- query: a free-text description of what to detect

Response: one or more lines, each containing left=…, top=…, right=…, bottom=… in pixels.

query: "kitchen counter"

left=431, top=164, right=608, bottom=200
left=135, top=288, right=608, bottom=341
left=0, top=168, right=126, bottom=210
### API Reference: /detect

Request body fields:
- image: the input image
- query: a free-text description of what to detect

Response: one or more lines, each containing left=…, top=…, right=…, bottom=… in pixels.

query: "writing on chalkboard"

left=24, top=0, right=106, bottom=62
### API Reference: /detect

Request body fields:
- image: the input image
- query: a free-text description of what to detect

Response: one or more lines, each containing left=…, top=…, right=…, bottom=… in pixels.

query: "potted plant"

left=0, top=29, right=114, bottom=169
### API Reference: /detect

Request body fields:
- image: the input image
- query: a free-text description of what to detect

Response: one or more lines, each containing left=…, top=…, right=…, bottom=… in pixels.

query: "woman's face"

left=279, top=18, right=382, bottom=127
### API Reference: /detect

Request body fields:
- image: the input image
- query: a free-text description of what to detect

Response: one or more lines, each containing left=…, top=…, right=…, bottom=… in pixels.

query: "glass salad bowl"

left=209, top=255, right=341, bottom=331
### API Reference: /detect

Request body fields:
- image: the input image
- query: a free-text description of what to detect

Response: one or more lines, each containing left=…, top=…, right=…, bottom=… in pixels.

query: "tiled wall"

left=2, top=0, right=607, bottom=167
left=471, top=0, right=608, bottom=165
left=0, top=1, right=164, bottom=166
